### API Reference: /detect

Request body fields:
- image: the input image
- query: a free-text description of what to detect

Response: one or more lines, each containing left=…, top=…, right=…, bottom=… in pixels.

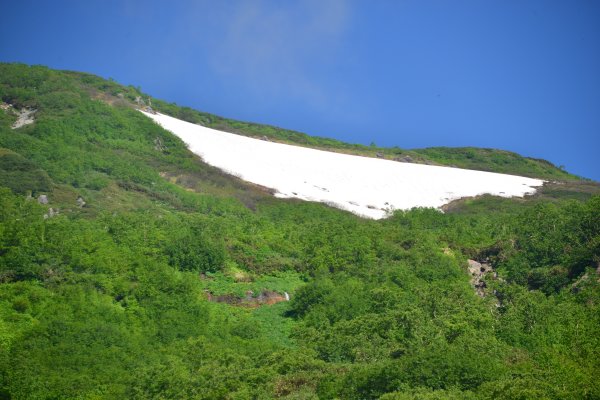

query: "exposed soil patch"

left=206, top=290, right=289, bottom=308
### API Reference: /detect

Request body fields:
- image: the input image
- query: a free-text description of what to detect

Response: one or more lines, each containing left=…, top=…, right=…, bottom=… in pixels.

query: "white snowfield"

left=142, top=111, right=544, bottom=219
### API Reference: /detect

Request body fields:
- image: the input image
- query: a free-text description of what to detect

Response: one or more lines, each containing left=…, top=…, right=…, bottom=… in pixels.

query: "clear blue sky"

left=1, top=0, right=599, bottom=180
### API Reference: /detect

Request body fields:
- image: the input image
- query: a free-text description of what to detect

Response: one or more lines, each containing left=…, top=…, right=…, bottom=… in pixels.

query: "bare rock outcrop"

left=2, top=102, right=36, bottom=129
left=154, top=137, right=167, bottom=152
left=467, top=259, right=498, bottom=297
left=12, top=108, right=36, bottom=129
left=394, top=155, right=413, bottom=163
left=76, top=196, right=86, bottom=208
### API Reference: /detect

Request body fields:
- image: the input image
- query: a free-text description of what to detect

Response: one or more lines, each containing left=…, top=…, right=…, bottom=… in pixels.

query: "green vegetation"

left=413, top=147, right=577, bottom=180
left=0, top=148, right=52, bottom=194
left=62, top=65, right=577, bottom=181
left=147, top=100, right=577, bottom=180
left=0, top=63, right=598, bottom=399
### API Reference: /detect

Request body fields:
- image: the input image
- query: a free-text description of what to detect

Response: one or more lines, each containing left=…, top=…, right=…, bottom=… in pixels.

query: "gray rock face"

left=37, top=195, right=48, bottom=205
left=76, top=196, right=86, bottom=208
left=467, top=259, right=495, bottom=297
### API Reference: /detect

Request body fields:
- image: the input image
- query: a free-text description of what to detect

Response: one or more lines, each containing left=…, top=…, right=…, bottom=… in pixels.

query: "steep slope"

left=144, top=111, right=543, bottom=218
left=145, top=92, right=579, bottom=181
left=51, top=66, right=578, bottom=181
left=0, top=63, right=598, bottom=399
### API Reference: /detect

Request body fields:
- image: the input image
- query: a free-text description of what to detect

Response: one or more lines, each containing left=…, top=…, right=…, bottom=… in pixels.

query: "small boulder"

left=43, top=207, right=59, bottom=219
left=394, top=155, right=413, bottom=163
left=37, top=194, right=48, bottom=204
left=76, top=196, right=86, bottom=208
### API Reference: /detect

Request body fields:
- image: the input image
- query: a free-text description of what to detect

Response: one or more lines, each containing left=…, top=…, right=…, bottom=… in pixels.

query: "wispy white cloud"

left=201, top=0, right=352, bottom=107
left=116, top=1, right=358, bottom=120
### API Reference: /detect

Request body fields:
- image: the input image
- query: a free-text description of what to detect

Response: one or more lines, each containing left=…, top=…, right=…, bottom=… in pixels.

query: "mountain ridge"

left=56, top=64, right=580, bottom=181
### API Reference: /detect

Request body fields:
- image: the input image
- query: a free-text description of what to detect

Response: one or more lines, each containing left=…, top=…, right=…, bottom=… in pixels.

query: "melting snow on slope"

left=142, top=111, right=544, bottom=219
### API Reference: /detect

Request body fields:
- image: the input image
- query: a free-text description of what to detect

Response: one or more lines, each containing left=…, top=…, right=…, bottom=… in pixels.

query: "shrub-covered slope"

left=0, top=63, right=598, bottom=399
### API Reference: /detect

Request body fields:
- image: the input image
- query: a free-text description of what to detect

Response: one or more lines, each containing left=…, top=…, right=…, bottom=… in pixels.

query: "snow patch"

left=142, top=111, right=544, bottom=219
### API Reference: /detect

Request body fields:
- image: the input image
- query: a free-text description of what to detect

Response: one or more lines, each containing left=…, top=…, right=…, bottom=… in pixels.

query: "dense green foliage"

left=0, top=63, right=598, bottom=399
left=0, top=149, right=52, bottom=194
left=413, top=147, right=575, bottom=180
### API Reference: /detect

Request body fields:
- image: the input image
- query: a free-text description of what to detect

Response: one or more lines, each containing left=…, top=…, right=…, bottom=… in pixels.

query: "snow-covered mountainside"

left=143, top=111, right=544, bottom=219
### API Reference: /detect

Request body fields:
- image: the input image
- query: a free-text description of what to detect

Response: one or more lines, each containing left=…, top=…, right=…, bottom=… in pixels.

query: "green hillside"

left=0, top=63, right=598, bottom=399
left=60, top=66, right=577, bottom=181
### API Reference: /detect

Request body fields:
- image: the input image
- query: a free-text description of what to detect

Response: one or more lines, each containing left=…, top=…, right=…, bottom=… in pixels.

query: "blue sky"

left=1, top=0, right=599, bottom=180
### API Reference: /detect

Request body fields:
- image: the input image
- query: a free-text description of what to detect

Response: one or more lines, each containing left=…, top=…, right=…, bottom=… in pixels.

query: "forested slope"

left=0, top=63, right=598, bottom=399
